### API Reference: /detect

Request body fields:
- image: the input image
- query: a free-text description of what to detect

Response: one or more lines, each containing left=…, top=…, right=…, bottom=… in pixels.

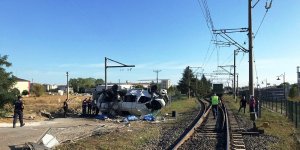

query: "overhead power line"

left=254, top=0, right=273, bottom=38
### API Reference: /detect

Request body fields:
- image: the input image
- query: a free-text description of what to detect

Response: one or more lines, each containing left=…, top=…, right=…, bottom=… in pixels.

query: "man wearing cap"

left=13, top=96, right=25, bottom=128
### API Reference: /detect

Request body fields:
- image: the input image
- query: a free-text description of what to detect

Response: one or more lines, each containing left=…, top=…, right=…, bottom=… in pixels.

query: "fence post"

left=281, top=98, right=283, bottom=114
left=272, top=98, right=274, bottom=111
left=286, top=99, right=288, bottom=117
left=296, top=102, right=298, bottom=128
left=288, top=101, right=290, bottom=119
left=276, top=97, right=278, bottom=112
left=292, top=101, right=294, bottom=122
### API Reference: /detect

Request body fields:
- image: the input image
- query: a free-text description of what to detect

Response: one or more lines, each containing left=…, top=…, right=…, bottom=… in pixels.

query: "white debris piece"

left=42, top=134, right=59, bottom=148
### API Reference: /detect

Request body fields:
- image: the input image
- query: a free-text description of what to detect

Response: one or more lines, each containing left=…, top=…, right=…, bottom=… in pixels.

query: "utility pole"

left=153, top=70, right=162, bottom=84
left=236, top=74, right=239, bottom=102
left=104, top=57, right=135, bottom=89
left=188, top=66, right=190, bottom=99
left=233, top=49, right=239, bottom=102
left=66, top=72, right=69, bottom=100
left=248, top=0, right=254, bottom=97
left=297, top=66, right=300, bottom=96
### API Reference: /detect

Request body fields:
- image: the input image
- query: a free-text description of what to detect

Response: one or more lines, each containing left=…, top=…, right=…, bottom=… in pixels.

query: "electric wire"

left=254, top=9, right=269, bottom=38
left=254, top=0, right=273, bottom=38
left=252, top=0, right=262, bottom=8
left=196, top=0, right=218, bottom=72
left=221, top=52, right=234, bottom=66
left=197, top=0, right=216, bottom=40
left=201, top=38, right=213, bottom=68
left=237, top=52, right=245, bottom=68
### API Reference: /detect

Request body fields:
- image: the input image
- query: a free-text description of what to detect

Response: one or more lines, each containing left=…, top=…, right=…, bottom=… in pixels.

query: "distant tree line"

left=69, top=78, right=104, bottom=93
left=177, top=66, right=212, bottom=97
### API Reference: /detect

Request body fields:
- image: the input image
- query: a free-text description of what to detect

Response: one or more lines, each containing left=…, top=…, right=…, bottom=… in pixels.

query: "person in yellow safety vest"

left=211, top=93, right=219, bottom=119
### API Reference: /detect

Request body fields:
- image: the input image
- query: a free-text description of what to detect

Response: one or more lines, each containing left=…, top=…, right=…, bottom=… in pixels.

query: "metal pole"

left=66, top=72, right=69, bottom=100
left=153, top=70, right=162, bottom=85
left=196, top=75, right=198, bottom=96
left=234, top=50, right=237, bottom=102
left=248, top=0, right=254, bottom=97
left=188, top=66, right=190, bottom=99
left=236, top=74, right=239, bottom=102
left=284, top=72, right=286, bottom=99
left=297, top=66, right=300, bottom=96
left=105, top=57, right=107, bottom=90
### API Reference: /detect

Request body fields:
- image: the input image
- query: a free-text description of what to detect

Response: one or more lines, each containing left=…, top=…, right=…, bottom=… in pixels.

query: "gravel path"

left=234, top=114, right=279, bottom=150
left=138, top=110, right=200, bottom=150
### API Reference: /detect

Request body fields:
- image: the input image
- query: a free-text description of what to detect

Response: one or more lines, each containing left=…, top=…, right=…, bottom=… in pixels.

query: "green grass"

left=224, top=95, right=298, bottom=150
left=56, top=96, right=199, bottom=150
left=161, top=97, right=198, bottom=114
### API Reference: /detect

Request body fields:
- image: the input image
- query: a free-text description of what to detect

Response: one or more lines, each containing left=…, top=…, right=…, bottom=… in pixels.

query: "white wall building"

left=43, top=84, right=58, bottom=92
left=13, top=77, right=30, bottom=94
left=161, top=79, right=171, bottom=89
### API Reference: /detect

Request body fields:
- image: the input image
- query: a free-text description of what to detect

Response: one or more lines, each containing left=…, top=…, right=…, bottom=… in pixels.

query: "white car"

left=96, top=88, right=168, bottom=116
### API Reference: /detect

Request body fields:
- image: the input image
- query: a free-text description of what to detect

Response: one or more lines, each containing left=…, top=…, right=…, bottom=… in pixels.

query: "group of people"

left=238, top=95, right=257, bottom=114
left=82, top=97, right=98, bottom=117
left=210, top=93, right=258, bottom=120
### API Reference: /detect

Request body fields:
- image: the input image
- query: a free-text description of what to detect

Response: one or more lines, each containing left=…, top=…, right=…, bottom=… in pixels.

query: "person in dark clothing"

left=13, top=96, right=25, bottom=128
left=63, top=99, right=68, bottom=118
left=82, top=98, right=87, bottom=116
left=87, top=97, right=92, bottom=115
left=238, top=96, right=247, bottom=113
left=249, top=95, right=256, bottom=113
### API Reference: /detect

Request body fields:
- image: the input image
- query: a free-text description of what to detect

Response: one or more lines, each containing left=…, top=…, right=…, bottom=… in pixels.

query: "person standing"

left=249, top=95, right=257, bottom=128
left=249, top=95, right=256, bottom=113
left=87, top=97, right=92, bottom=115
left=211, top=93, right=219, bottom=119
left=13, top=96, right=25, bottom=128
left=82, top=98, right=87, bottom=116
left=63, top=99, right=68, bottom=118
left=238, top=96, right=247, bottom=113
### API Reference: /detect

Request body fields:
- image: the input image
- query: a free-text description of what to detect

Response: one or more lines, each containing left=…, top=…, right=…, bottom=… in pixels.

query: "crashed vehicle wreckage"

left=94, top=84, right=169, bottom=116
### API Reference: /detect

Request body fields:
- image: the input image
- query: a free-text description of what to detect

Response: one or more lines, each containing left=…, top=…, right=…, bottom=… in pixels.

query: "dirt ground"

left=0, top=95, right=106, bottom=150
left=0, top=117, right=123, bottom=150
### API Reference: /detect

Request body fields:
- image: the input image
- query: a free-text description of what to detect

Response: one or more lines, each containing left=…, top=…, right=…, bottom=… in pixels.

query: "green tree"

left=177, top=66, right=194, bottom=96
left=168, top=86, right=180, bottom=97
left=134, top=84, right=144, bottom=89
left=289, top=84, right=299, bottom=98
left=22, top=90, right=29, bottom=96
left=31, top=84, right=45, bottom=97
left=95, top=79, right=104, bottom=85
left=11, top=88, right=20, bottom=96
left=197, top=75, right=212, bottom=96
left=0, top=55, right=17, bottom=108
left=70, top=77, right=104, bottom=93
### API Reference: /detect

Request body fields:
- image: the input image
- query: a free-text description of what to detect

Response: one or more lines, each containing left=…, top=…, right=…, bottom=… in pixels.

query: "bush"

left=31, top=84, right=45, bottom=97
left=289, top=85, right=299, bottom=98
left=11, top=88, right=20, bottom=96
left=22, top=90, right=29, bottom=96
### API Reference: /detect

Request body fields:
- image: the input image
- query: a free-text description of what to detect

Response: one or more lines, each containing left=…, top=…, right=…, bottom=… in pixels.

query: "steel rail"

left=168, top=98, right=211, bottom=150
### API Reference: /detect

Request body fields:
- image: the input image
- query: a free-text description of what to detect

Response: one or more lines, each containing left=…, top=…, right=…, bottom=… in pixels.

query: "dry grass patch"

left=0, top=95, right=89, bottom=122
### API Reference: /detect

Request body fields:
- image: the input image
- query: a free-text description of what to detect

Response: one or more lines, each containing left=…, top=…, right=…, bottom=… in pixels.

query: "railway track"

left=168, top=98, right=246, bottom=150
